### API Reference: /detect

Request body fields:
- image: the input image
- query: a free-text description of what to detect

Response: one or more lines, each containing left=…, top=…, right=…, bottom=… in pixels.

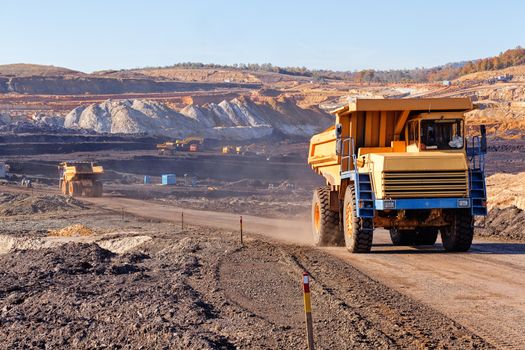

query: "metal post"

left=181, top=212, right=184, bottom=230
left=240, top=215, right=243, bottom=247
left=303, top=272, right=315, bottom=350
left=121, top=207, right=124, bottom=221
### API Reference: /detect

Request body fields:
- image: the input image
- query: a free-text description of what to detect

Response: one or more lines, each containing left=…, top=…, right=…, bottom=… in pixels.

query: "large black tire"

left=70, top=181, right=82, bottom=197
left=62, top=180, right=70, bottom=195
left=414, top=228, right=439, bottom=246
left=440, top=210, right=474, bottom=252
left=93, top=181, right=103, bottom=197
left=389, top=228, right=416, bottom=246
left=68, top=181, right=74, bottom=196
left=343, top=185, right=373, bottom=253
left=311, top=187, right=342, bottom=246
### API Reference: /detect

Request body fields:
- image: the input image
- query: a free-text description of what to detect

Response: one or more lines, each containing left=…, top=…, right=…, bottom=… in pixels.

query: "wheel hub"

left=314, top=202, right=321, bottom=232
left=345, top=202, right=353, bottom=234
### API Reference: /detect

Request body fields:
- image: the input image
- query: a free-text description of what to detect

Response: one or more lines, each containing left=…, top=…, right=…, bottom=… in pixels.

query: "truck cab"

left=407, top=113, right=464, bottom=152
left=308, top=98, right=487, bottom=253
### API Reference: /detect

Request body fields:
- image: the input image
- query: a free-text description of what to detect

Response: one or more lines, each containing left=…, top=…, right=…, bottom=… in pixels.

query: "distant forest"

left=150, top=46, right=525, bottom=83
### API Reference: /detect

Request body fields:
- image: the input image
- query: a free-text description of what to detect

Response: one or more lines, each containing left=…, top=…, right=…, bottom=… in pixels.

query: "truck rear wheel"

left=389, top=228, right=416, bottom=246
left=441, top=210, right=473, bottom=252
left=69, top=181, right=82, bottom=197
left=93, top=181, right=103, bottom=197
left=311, top=187, right=342, bottom=246
left=343, top=185, right=373, bottom=253
left=414, top=228, right=439, bottom=246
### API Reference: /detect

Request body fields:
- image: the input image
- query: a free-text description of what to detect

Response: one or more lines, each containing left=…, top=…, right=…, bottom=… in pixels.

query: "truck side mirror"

left=480, top=124, right=487, bottom=153
left=336, top=139, right=342, bottom=156
left=335, top=123, right=342, bottom=138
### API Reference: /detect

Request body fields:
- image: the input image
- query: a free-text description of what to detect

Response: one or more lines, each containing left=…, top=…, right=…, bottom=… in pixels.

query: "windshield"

left=420, top=119, right=464, bottom=150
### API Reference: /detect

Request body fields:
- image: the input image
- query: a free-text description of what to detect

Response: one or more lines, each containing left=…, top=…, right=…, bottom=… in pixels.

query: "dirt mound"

left=0, top=241, right=233, bottom=349
left=0, top=193, right=87, bottom=216
left=477, top=206, right=525, bottom=241
left=0, top=243, right=115, bottom=277
left=48, top=224, right=95, bottom=237
left=475, top=172, right=525, bottom=241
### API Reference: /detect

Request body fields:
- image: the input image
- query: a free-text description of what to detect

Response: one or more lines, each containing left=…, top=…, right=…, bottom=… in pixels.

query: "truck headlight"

left=457, top=199, right=470, bottom=208
left=383, top=200, right=396, bottom=209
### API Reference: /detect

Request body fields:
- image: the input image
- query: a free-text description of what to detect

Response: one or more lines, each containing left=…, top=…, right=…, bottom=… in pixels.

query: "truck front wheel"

left=69, top=181, right=82, bottom=197
left=441, top=210, right=473, bottom=252
left=93, top=181, right=103, bottom=197
left=343, top=185, right=373, bottom=253
left=61, top=180, right=69, bottom=195
left=311, top=187, right=342, bottom=246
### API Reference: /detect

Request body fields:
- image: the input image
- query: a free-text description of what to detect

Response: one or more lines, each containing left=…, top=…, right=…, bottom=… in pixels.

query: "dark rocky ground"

left=476, top=206, right=525, bottom=241
left=0, top=205, right=493, bottom=349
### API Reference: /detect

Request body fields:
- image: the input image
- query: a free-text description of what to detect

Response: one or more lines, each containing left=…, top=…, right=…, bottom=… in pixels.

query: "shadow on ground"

left=369, top=242, right=525, bottom=255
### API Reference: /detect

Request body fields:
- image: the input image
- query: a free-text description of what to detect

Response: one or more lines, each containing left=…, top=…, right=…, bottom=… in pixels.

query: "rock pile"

left=64, top=96, right=332, bottom=140
left=477, top=206, right=525, bottom=241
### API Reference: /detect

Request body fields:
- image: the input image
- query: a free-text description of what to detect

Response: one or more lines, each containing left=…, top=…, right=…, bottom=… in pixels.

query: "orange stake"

left=303, top=272, right=315, bottom=350
left=240, top=216, right=243, bottom=246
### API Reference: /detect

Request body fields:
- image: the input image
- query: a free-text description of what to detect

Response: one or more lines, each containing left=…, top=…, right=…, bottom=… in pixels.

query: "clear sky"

left=0, top=0, right=523, bottom=72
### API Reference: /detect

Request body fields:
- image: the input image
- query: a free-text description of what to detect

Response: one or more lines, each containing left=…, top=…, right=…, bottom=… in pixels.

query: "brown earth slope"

left=0, top=63, right=82, bottom=77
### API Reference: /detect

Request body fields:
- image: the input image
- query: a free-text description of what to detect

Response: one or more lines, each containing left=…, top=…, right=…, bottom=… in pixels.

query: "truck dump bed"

left=308, top=98, right=473, bottom=188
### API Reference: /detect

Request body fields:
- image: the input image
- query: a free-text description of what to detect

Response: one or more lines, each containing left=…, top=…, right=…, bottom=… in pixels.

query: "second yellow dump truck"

left=308, top=98, right=487, bottom=253
left=157, top=137, right=204, bottom=154
left=58, top=161, right=104, bottom=197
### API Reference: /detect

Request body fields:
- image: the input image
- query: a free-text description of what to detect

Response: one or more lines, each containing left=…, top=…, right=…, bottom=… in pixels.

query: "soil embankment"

left=477, top=172, right=525, bottom=241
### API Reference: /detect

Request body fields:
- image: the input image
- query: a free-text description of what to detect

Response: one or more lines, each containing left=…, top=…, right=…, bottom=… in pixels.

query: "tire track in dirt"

left=218, top=241, right=492, bottom=349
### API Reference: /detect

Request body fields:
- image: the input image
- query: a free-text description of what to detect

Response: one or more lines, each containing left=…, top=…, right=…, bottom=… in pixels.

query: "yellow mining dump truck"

left=157, top=137, right=204, bottom=154
left=222, top=146, right=243, bottom=154
left=58, top=161, right=104, bottom=197
left=308, top=98, right=488, bottom=253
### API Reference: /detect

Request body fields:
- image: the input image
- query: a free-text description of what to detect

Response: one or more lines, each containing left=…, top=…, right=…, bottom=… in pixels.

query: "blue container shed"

left=161, top=174, right=176, bottom=185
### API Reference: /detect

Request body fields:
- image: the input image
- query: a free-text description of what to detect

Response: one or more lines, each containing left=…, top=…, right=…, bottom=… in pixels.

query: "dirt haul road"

left=79, top=195, right=525, bottom=349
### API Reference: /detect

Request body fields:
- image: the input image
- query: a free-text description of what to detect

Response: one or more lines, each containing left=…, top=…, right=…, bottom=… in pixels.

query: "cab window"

left=420, top=119, right=464, bottom=150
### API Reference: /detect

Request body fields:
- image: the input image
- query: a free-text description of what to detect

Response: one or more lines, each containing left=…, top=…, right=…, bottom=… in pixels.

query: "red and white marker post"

left=303, top=272, right=315, bottom=350
left=240, top=215, right=243, bottom=247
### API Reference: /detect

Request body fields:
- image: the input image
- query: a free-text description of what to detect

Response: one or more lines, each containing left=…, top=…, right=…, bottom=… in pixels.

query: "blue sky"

left=0, top=0, right=523, bottom=72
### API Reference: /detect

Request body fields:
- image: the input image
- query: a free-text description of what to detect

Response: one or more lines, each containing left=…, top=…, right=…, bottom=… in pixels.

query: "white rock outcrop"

left=64, top=97, right=332, bottom=140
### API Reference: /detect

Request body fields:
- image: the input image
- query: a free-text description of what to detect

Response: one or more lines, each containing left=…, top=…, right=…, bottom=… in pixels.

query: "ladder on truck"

left=467, top=136, right=488, bottom=216
left=340, top=137, right=375, bottom=219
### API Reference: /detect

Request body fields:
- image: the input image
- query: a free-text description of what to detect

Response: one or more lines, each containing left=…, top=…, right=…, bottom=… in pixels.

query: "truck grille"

left=382, top=170, right=468, bottom=198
